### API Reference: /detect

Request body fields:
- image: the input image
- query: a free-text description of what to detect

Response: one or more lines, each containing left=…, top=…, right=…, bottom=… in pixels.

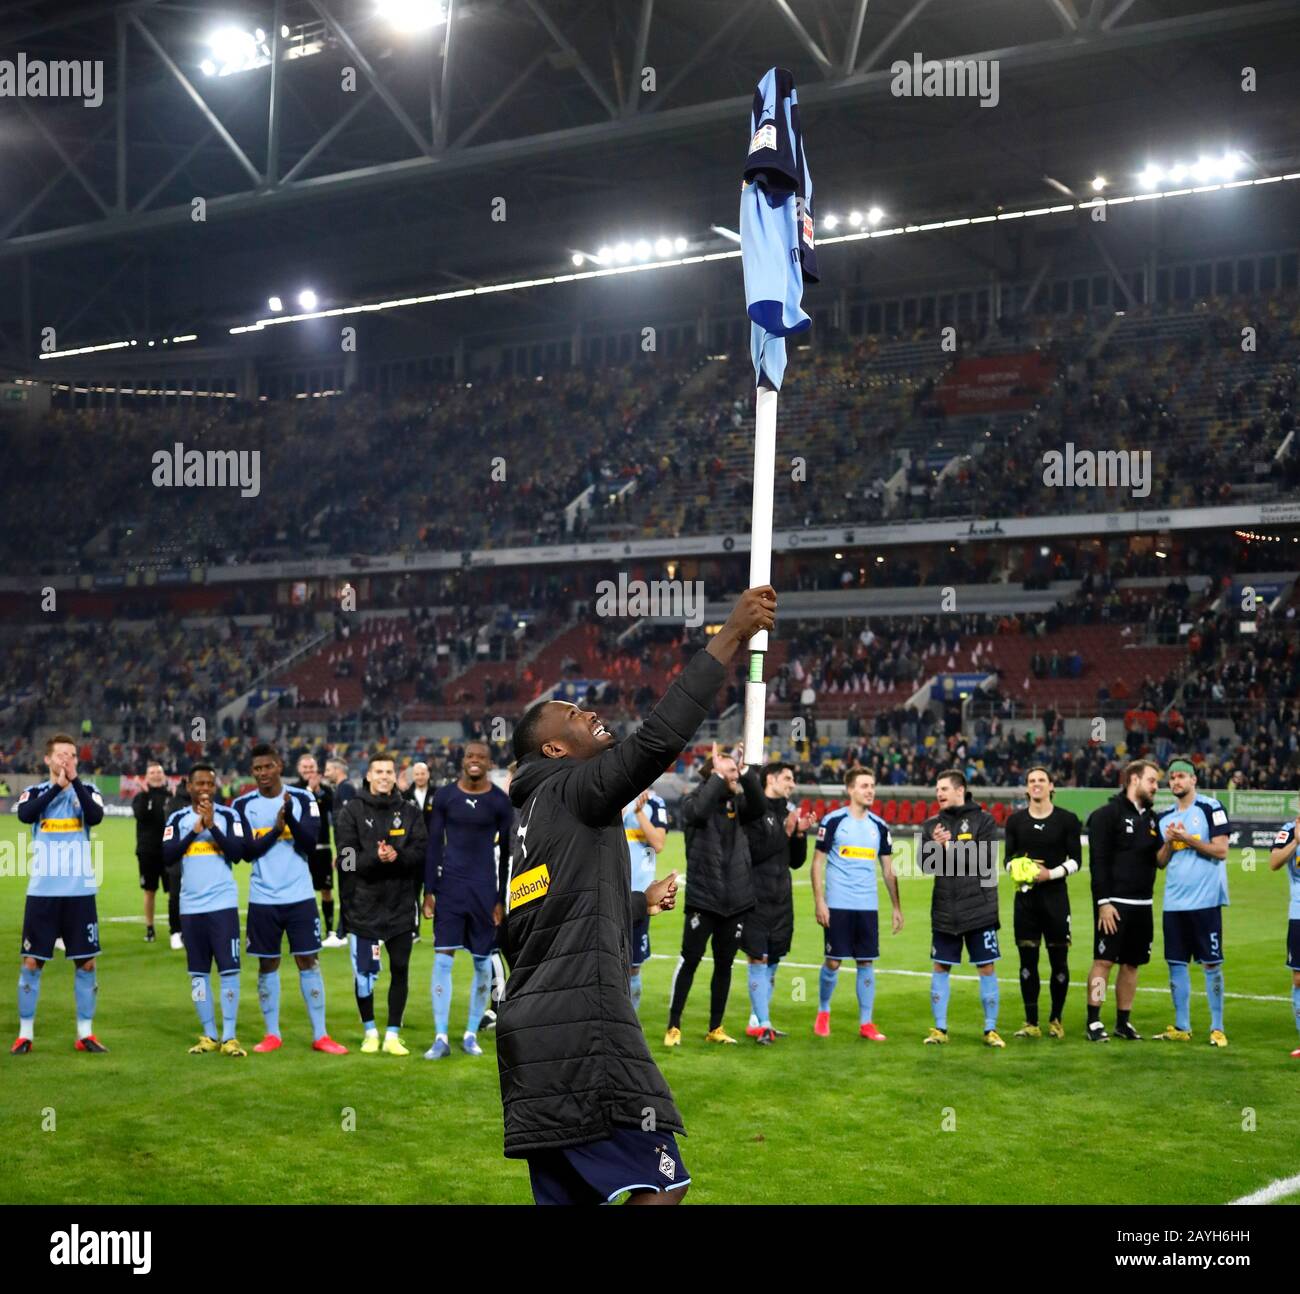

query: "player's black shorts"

left=137, top=852, right=165, bottom=892
left=630, top=915, right=651, bottom=967
left=741, top=899, right=794, bottom=962
left=1093, top=901, right=1153, bottom=966
left=526, top=1127, right=689, bottom=1205
left=1014, top=884, right=1072, bottom=947
left=21, top=894, right=100, bottom=961
left=825, top=908, right=880, bottom=961
left=433, top=892, right=498, bottom=956
left=1287, top=918, right=1300, bottom=972
left=308, top=848, right=333, bottom=891
left=246, top=898, right=322, bottom=957
left=182, top=907, right=241, bottom=975
left=931, top=924, right=1000, bottom=966
left=1163, top=906, right=1223, bottom=965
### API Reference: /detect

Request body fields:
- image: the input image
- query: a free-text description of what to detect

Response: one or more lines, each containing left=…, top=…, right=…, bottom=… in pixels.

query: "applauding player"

left=163, top=765, right=247, bottom=1056
left=13, top=735, right=107, bottom=1054
left=235, top=745, right=347, bottom=1054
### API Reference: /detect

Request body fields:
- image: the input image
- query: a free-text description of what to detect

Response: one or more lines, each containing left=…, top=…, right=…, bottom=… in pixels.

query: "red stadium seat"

left=882, top=799, right=898, bottom=823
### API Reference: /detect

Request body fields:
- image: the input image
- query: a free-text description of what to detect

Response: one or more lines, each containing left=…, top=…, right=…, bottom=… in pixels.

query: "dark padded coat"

left=333, top=787, right=427, bottom=940
left=679, top=766, right=765, bottom=917
left=918, top=795, right=1001, bottom=936
left=496, top=649, right=725, bottom=1158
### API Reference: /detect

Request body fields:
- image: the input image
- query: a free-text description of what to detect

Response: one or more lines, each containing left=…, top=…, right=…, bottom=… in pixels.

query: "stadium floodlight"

left=673, top=236, right=687, bottom=253
left=1191, top=156, right=1216, bottom=183
left=613, top=242, right=632, bottom=263
left=633, top=239, right=652, bottom=260
left=848, top=211, right=863, bottom=228
left=867, top=207, right=884, bottom=225
left=267, top=295, right=283, bottom=312
left=1091, top=175, right=1107, bottom=191
left=280, top=24, right=290, bottom=37
left=595, top=245, right=611, bottom=264
left=654, top=237, right=672, bottom=258
left=1167, top=163, right=1187, bottom=183
left=377, top=0, right=447, bottom=31
left=1218, top=150, right=1243, bottom=178
left=1137, top=164, right=1163, bottom=190
left=298, top=289, right=318, bottom=310
left=200, top=59, right=217, bottom=76
left=206, top=26, right=268, bottom=77
left=823, top=214, right=839, bottom=230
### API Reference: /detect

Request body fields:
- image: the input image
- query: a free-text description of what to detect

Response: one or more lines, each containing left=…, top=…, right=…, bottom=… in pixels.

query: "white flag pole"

left=743, top=379, right=778, bottom=764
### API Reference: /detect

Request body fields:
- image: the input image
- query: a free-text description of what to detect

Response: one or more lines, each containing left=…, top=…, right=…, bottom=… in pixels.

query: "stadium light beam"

left=267, top=295, right=283, bottom=312
left=298, top=289, right=318, bottom=310
left=377, top=0, right=447, bottom=32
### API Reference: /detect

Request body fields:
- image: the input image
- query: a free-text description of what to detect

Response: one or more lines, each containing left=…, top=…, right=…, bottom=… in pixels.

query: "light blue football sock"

left=1204, top=965, right=1224, bottom=1033
left=432, top=952, right=454, bottom=1036
left=299, top=966, right=327, bottom=1041
left=748, top=963, right=772, bottom=1028
left=1169, top=962, right=1192, bottom=1032
left=191, top=973, right=217, bottom=1037
left=768, top=958, right=779, bottom=994
left=818, top=964, right=838, bottom=1012
left=17, top=964, right=42, bottom=1035
left=386, top=1023, right=401, bottom=1035
left=74, top=966, right=97, bottom=1031
left=979, top=971, right=999, bottom=1032
left=930, top=970, right=951, bottom=1031
left=629, top=968, right=643, bottom=1012
left=219, top=972, right=240, bottom=1041
left=258, top=970, right=281, bottom=1036
left=856, top=963, right=876, bottom=1026
left=468, top=955, right=492, bottom=1035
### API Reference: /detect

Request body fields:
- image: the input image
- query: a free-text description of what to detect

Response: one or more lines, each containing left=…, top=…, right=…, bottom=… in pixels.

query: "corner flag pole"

left=743, top=381, right=778, bottom=763
left=739, top=66, right=817, bottom=765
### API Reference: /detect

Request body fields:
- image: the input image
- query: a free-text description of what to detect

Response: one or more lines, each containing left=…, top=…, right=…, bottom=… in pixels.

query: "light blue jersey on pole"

left=1158, top=797, right=1230, bottom=910
left=816, top=808, right=891, bottom=911
left=1275, top=821, right=1300, bottom=919
left=235, top=787, right=318, bottom=905
left=164, top=805, right=244, bottom=915
left=622, top=794, right=666, bottom=894
left=18, top=780, right=103, bottom=897
left=741, top=66, right=818, bottom=391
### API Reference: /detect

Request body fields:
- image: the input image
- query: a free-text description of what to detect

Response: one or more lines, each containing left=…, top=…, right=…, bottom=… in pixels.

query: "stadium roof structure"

left=1, top=0, right=1298, bottom=371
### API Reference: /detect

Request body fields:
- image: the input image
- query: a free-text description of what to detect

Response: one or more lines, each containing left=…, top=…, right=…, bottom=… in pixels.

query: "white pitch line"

left=647, top=954, right=1291, bottom=1003
left=102, top=915, right=1289, bottom=1004
left=1230, top=1173, right=1300, bottom=1205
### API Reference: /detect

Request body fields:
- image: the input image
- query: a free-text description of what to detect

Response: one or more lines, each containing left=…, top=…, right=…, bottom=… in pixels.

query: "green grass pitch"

left=1, top=814, right=1296, bottom=1204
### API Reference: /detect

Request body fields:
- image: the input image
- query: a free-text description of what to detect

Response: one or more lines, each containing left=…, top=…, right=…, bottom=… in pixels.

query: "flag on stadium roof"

left=740, top=67, right=819, bottom=391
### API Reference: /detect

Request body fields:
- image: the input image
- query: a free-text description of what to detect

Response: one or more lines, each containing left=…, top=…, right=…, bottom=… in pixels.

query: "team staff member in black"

left=1003, top=765, right=1083, bottom=1039
left=665, top=742, right=766, bottom=1047
left=403, top=761, right=435, bottom=940
left=500, top=585, right=775, bottom=1205
left=162, top=771, right=192, bottom=949
left=132, top=761, right=171, bottom=944
left=740, top=761, right=814, bottom=1043
left=294, top=755, right=339, bottom=947
left=1085, top=759, right=1162, bottom=1042
left=333, top=755, right=427, bottom=1054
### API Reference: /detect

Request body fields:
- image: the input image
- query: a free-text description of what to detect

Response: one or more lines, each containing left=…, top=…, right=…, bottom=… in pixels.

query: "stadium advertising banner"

left=935, top=352, right=1056, bottom=414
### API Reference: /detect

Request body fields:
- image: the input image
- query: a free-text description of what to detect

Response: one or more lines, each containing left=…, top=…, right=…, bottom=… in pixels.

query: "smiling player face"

left=368, top=760, right=396, bottom=795
left=462, top=743, right=492, bottom=782
left=541, top=702, right=614, bottom=760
